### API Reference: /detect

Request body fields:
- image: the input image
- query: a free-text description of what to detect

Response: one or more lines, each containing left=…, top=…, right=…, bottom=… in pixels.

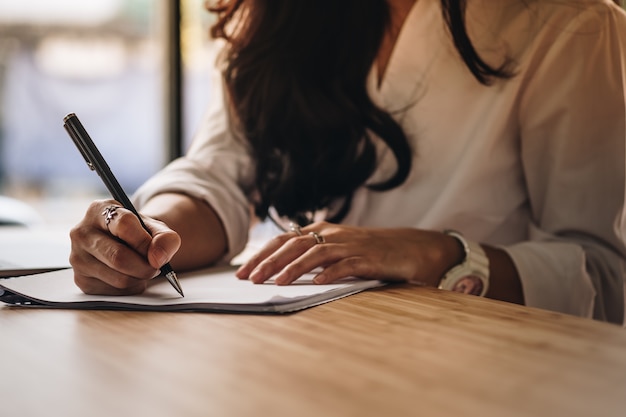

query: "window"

left=0, top=0, right=213, bottom=224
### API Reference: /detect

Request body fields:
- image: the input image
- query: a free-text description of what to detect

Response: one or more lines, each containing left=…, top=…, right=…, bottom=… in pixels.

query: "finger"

left=235, top=233, right=293, bottom=279
left=246, top=234, right=320, bottom=284
left=273, top=242, right=339, bottom=285
left=70, top=200, right=159, bottom=296
left=72, top=223, right=160, bottom=281
left=97, top=201, right=181, bottom=271
left=141, top=216, right=181, bottom=270
left=92, top=199, right=121, bottom=230
left=236, top=222, right=320, bottom=279
left=94, top=234, right=161, bottom=279
left=312, top=256, right=401, bottom=284
left=102, top=206, right=153, bottom=257
left=70, top=242, right=154, bottom=294
left=76, top=274, right=148, bottom=296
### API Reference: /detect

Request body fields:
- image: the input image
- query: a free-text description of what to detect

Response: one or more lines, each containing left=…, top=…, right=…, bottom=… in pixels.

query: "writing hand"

left=69, top=199, right=181, bottom=295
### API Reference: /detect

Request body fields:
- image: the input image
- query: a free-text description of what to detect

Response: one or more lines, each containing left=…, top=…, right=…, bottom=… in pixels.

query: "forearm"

left=140, top=193, right=228, bottom=271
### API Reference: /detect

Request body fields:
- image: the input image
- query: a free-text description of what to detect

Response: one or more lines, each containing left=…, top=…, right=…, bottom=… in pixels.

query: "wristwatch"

left=438, top=230, right=490, bottom=297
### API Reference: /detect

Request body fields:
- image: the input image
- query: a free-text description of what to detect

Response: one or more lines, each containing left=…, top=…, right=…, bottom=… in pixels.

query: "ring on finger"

left=309, top=231, right=325, bottom=244
left=102, top=205, right=121, bottom=228
left=289, top=222, right=303, bottom=236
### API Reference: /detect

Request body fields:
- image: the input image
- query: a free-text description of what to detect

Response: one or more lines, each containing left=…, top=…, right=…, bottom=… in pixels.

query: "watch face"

left=451, top=275, right=485, bottom=296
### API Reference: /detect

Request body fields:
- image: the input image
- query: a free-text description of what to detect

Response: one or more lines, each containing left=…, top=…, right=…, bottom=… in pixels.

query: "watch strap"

left=438, top=230, right=490, bottom=297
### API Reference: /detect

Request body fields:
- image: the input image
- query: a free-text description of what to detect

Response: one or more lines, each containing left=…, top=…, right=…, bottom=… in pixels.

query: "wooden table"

left=1, top=284, right=625, bottom=417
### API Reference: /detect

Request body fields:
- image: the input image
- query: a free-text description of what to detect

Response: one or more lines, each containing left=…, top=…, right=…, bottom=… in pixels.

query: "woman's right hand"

left=69, top=199, right=181, bottom=295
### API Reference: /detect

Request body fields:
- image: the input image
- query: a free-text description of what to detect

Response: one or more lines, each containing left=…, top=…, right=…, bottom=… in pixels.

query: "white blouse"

left=134, top=0, right=626, bottom=323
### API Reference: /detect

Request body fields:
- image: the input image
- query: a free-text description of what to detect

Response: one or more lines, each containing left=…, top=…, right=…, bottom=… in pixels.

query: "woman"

left=69, top=0, right=626, bottom=323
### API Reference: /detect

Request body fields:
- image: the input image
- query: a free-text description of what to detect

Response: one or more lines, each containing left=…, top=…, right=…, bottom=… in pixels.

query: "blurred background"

left=0, top=0, right=214, bottom=225
left=0, top=1, right=625, bottom=226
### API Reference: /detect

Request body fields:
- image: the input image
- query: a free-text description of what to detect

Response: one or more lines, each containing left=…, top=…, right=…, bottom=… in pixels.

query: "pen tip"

left=165, top=270, right=184, bottom=297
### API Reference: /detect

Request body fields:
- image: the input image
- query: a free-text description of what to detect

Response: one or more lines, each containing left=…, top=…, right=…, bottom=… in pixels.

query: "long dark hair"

left=207, top=0, right=512, bottom=224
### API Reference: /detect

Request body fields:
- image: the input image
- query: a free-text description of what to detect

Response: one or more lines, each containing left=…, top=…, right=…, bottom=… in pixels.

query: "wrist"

left=441, top=233, right=466, bottom=273
left=415, top=231, right=465, bottom=287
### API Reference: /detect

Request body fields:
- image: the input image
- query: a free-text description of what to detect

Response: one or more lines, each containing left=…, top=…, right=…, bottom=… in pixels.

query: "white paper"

left=0, top=226, right=71, bottom=277
left=0, top=266, right=385, bottom=313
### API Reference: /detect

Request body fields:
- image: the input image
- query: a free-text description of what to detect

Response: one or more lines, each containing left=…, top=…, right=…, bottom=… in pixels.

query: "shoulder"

left=466, top=0, right=625, bottom=74
left=470, top=0, right=626, bottom=39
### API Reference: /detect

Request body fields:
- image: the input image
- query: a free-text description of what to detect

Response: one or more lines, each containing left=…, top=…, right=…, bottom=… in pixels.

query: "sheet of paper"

left=0, top=226, right=71, bottom=277
left=0, top=266, right=384, bottom=312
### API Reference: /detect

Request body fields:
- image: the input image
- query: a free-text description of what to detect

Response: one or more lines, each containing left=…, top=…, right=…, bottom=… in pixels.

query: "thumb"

left=143, top=217, right=181, bottom=269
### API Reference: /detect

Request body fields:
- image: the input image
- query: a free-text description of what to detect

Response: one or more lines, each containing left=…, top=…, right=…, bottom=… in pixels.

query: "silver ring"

left=102, top=205, right=121, bottom=227
left=309, top=231, right=325, bottom=244
left=289, top=222, right=303, bottom=236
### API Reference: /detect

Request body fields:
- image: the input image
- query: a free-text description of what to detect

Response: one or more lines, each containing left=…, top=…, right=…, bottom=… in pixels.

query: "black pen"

left=63, top=112, right=184, bottom=297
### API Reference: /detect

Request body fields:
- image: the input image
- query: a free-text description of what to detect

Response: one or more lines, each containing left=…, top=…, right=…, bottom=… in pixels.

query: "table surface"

left=2, top=283, right=626, bottom=417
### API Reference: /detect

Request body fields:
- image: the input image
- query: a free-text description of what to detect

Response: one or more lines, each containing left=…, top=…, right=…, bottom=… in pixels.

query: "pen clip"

left=64, top=115, right=95, bottom=171
left=63, top=112, right=136, bottom=210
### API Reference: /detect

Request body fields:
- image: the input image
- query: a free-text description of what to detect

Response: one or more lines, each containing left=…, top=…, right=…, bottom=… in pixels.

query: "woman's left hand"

left=236, top=222, right=464, bottom=286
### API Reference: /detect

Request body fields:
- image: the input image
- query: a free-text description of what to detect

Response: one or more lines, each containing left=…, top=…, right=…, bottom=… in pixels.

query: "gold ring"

left=308, top=231, right=325, bottom=244
left=289, top=222, right=303, bottom=236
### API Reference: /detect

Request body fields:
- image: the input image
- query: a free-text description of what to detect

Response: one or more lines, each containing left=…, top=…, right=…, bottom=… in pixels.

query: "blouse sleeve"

left=506, top=3, right=626, bottom=324
left=133, top=46, right=255, bottom=262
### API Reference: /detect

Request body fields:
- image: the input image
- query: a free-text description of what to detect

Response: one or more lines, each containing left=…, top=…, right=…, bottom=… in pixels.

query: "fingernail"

left=249, top=269, right=263, bottom=283
left=235, top=264, right=248, bottom=278
left=313, top=274, right=325, bottom=284
left=275, top=274, right=288, bottom=285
